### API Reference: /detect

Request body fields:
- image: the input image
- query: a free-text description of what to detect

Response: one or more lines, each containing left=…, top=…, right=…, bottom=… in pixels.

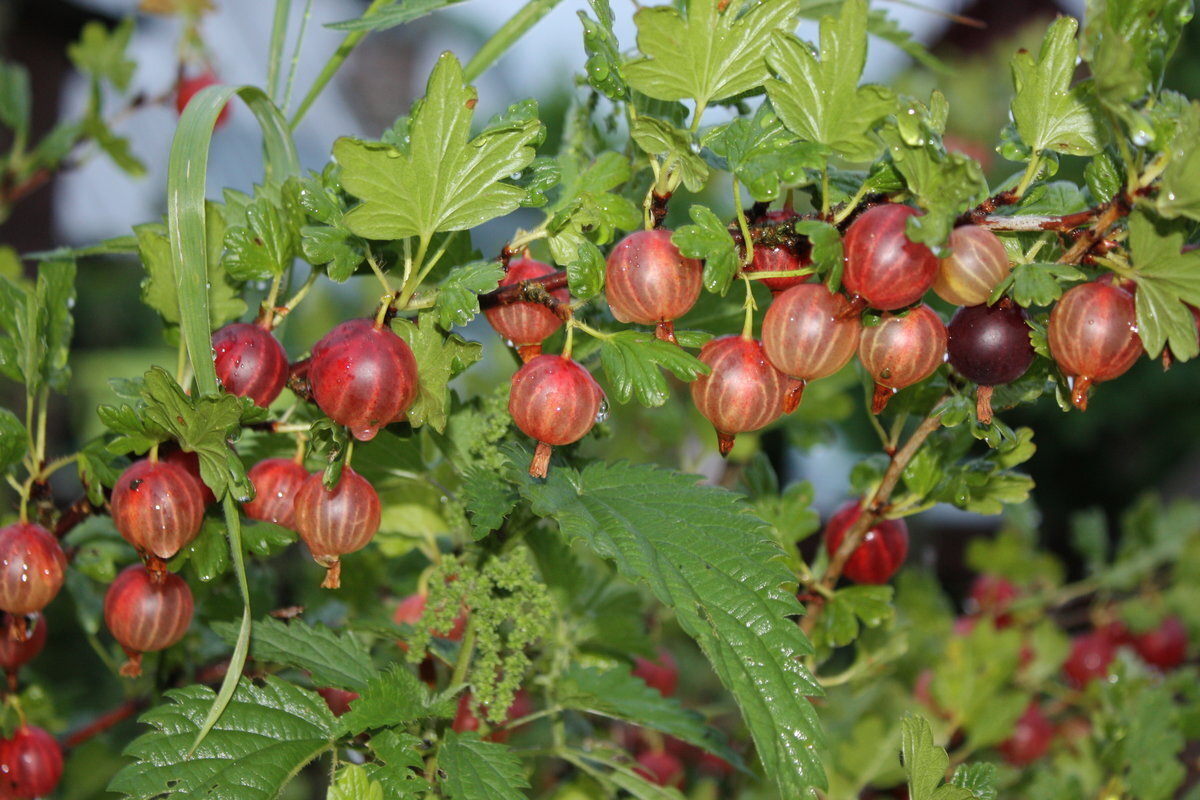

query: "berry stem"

left=831, top=181, right=870, bottom=226
left=732, top=180, right=754, bottom=268
left=365, top=248, right=393, bottom=296
left=1013, top=152, right=1044, bottom=199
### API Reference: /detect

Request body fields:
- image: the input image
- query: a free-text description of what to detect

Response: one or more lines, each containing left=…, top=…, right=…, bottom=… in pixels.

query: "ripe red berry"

left=1063, top=631, right=1116, bottom=688
left=161, top=446, right=215, bottom=506
left=1047, top=281, right=1142, bottom=410
left=761, top=283, right=861, bottom=412
left=842, top=205, right=938, bottom=310
left=316, top=687, right=359, bottom=717
left=823, top=501, right=908, bottom=584
left=484, top=257, right=569, bottom=361
left=508, top=354, right=605, bottom=478
left=243, top=458, right=310, bottom=530
left=452, top=690, right=533, bottom=743
left=634, top=750, right=685, bottom=788
left=212, top=322, right=290, bottom=408
left=0, top=523, right=67, bottom=617
left=932, top=225, right=1011, bottom=306
left=947, top=301, right=1034, bottom=423
left=294, top=467, right=381, bottom=589
left=1132, top=615, right=1187, bottom=670
left=0, top=725, right=63, bottom=799
left=176, top=71, right=230, bottom=127
left=632, top=647, right=679, bottom=698
left=998, top=703, right=1054, bottom=767
left=110, top=458, right=206, bottom=560
left=104, top=564, right=194, bottom=678
left=308, top=318, right=419, bottom=441
left=690, top=336, right=786, bottom=456
left=742, top=210, right=811, bottom=294
left=967, top=574, right=1018, bottom=627
left=0, top=613, right=46, bottom=681
left=605, top=229, right=702, bottom=343
left=857, top=304, right=947, bottom=414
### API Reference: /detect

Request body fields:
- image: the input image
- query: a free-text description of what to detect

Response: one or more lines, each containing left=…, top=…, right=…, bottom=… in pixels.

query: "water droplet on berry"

left=594, top=399, right=609, bottom=424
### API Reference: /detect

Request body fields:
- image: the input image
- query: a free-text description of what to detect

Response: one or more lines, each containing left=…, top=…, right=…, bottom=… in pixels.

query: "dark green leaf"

left=1005, top=262, right=1086, bottom=307
left=224, top=194, right=300, bottom=281
left=392, top=314, right=483, bottom=432
left=563, top=240, right=606, bottom=302
left=435, top=260, right=505, bottom=330
left=1156, top=101, right=1200, bottom=222
left=213, top=616, right=375, bottom=692
left=67, top=18, right=136, bottom=91
left=673, top=206, right=739, bottom=295
left=173, top=518, right=230, bottom=583
left=0, top=408, right=27, bottom=475
left=77, top=438, right=124, bottom=505
left=440, top=732, right=529, bottom=800
left=340, top=664, right=455, bottom=734
left=1082, top=0, right=1193, bottom=108
left=301, top=225, right=365, bottom=281
left=598, top=330, right=710, bottom=407
left=461, top=466, right=518, bottom=540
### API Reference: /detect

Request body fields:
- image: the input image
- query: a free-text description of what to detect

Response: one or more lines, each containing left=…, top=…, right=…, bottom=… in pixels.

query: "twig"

left=478, top=271, right=570, bottom=317
left=63, top=699, right=147, bottom=749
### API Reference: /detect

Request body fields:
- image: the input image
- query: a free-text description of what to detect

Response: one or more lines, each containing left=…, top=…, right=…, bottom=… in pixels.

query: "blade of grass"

left=463, top=0, right=566, bottom=83
left=267, top=0, right=293, bottom=101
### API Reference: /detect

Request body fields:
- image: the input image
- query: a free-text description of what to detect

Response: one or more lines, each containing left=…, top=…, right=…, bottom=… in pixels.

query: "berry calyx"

left=998, top=703, right=1054, bottom=767
left=632, top=647, right=679, bottom=698
left=823, top=501, right=909, bottom=584
left=104, top=564, right=194, bottom=678
left=110, top=458, right=206, bottom=560
left=1132, top=615, right=1187, bottom=670
left=308, top=318, right=420, bottom=441
left=243, top=458, right=310, bottom=530
left=1047, top=281, right=1142, bottom=411
left=0, top=523, right=67, bottom=618
left=1062, top=631, right=1116, bottom=688
left=842, top=204, right=938, bottom=310
left=857, top=304, right=947, bottom=414
left=605, top=229, right=702, bottom=344
left=212, top=322, right=290, bottom=408
left=0, top=725, right=63, bottom=799
left=933, top=225, right=1011, bottom=306
left=508, top=354, right=605, bottom=478
left=176, top=71, right=230, bottom=127
left=947, top=301, right=1035, bottom=423
left=294, top=467, right=381, bottom=589
left=690, top=335, right=786, bottom=456
left=484, top=257, right=569, bottom=361
left=761, top=283, right=861, bottom=412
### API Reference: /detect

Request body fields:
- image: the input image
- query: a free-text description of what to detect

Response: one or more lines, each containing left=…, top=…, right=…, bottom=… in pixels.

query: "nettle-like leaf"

left=1128, top=208, right=1200, bottom=360
left=597, top=330, right=710, bottom=407
left=517, top=460, right=826, bottom=796
left=107, top=677, right=337, bottom=799
left=439, top=732, right=529, bottom=800
left=901, top=715, right=976, bottom=800
left=702, top=104, right=830, bottom=202
left=435, top=260, right=505, bottom=330
left=579, top=0, right=626, bottom=100
left=624, top=0, right=800, bottom=114
left=213, top=616, right=375, bottom=691
left=462, top=465, right=518, bottom=540
left=391, top=313, right=483, bottom=432
left=1010, top=16, right=1106, bottom=157
left=766, top=0, right=896, bottom=163
left=1156, top=100, right=1200, bottom=222
left=364, top=730, right=430, bottom=798
left=67, top=18, right=135, bottom=91
left=339, top=664, right=455, bottom=734
left=673, top=205, right=739, bottom=296
left=335, top=53, right=542, bottom=241
left=629, top=116, right=709, bottom=193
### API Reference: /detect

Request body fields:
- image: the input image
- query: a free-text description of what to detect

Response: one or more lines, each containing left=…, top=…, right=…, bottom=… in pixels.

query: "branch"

left=477, top=271, right=571, bottom=320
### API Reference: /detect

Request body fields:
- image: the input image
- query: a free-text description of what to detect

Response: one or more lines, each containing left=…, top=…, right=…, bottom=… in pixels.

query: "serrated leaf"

left=561, top=240, right=605, bottom=302
left=1082, top=0, right=1193, bottom=108
left=1004, top=262, right=1085, bottom=307
left=1010, top=17, right=1106, bottom=156
left=84, top=114, right=147, bottom=176
left=462, top=466, right=518, bottom=540
left=302, top=225, right=365, bottom=281
left=703, top=105, right=829, bottom=202
left=329, top=764, right=384, bottom=800
left=1129, top=208, right=1200, bottom=359
left=392, top=314, right=483, bottom=432
left=173, top=517, right=230, bottom=583
left=517, top=460, right=825, bottom=796
left=213, top=616, right=375, bottom=692
left=625, top=0, right=800, bottom=113
left=224, top=195, right=300, bottom=281
left=326, top=0, right=470, bottom=32
left=67, top=18, right=136, bottom=91
left=439, top=732, right=530, bottom=800
left=629, top=116, right=709, bottom=193
left=77, top=438, right=124, bottom=505
left=765, top=0, right=896, bottom=162
left=336, top=53, right=542, bottom=241
left=436, top=260, right=505, bottom=329
left=598, top=330, right=710, bottom=407
left=340, top=664, right=454, bottom=734
left=1156, top=100, right=1200, bottom=222
left=901, top=714, right=974, bottom=800
left=673, top=205, right=739, bottom=295
left=364, top=730, right=430, bottom=798
left=793, top=220, right=843, bottom=288
left=950, top=762, right=996, bottom=800
left=107, top=677, right=336, bottom=800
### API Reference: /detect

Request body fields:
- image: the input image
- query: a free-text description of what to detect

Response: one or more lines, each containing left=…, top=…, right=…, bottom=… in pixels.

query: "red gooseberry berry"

left=1062, top=631, right=1116, bottom=688
left=823, top=501, right=909, bottom=584
left=741, top=209, right=811, bottom=294
left=761, top=283, right=861, bottom=412
left=452, top=689, right=534, bottom=743
left=0, top=724, right=63, bottom=799
left=243, top=457, right=310, bottom=530
left=0, top=613, right=46, bottom=684
left=104, top=564, right=195, bottom=678
left=932, top=225, right=1011, bottom=307
left=947, top=301, right=1035, bottom=424
left=857, top=304, right=947, bottom=414
left=485, top=257, right=569, bottom=362
left=176, top=71, right=231, bottom=127
left=316, top=687, right=359, bottom=717
left=1047, top=281, right=1142, bottom=411
left=967, top=574, right=1019, bottom=627
left=508, top=354, right=605, bottom=479
left=212, top=322, right=290, bottom=408
left=632, top=647, right=679, bottom=698
left=690, top=336, right=787, bottom=456
left=110, top=458, right=206, bottom=560
left=842, top=204, right=938, bottom=310
left=1132, top=615, right=1188, bottom=670
left=294, top=467, right=381, bottom=589
left=998, top=703, right=1055, bottom=767
left=0, top=523, right=67, bottom=619
left=634, top=749, right=685, bottom=788
left=605, top=229, right=702, bottom=344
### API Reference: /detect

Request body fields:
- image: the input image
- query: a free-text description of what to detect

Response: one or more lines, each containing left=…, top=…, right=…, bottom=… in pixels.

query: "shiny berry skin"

left=998, top=703, right=1054, bottom=767
left=110, top=459, right=206, bottom=560
left=243, top=458, right=310, bottom=530
left=509, top=354, right=605, bottom=478
left=176, top=71, right=230, bottom=127
left=967, top=574, right=1018, bottom=626
left=316, top=687, right=359, bottom=717
left=484, top=257, right=569, bottom=361
left=0, top=523, right=67, bottom=616
left=762, top=283, right=861, bottom=411
left=933, top=225, right=1011, bottom=306
left=690, top=336, right=786, bottom=456
left=0, top=613, right=46, bottom=676
left=104, top=564, right=194, bottom=678
left=857, top=304, right=947, bottom=414
left=1132, top=615, right=1187, bottom=670
left=823, top=501, right=909, bottom=584
left=632, top=647, right=678, bottom=698
left=0, top=725, right=63, bottom=799
left=742, top=210, right=811, bottom=294
left=212, top=322, right=289, bottom=408
left=605, top=229, right=702, bottom=343
left=294, top=467, right=381, bottom=589
left=842, top=205, right=938, bottom=310
left=161, top=446, right=215, bottom=506
left=947, top=303, right=1034, bottom=386
left=1062, top=631, right=1116, bottom=688
left=634, top=750, right=685, bottom=788
left=308, top=319, right=419, bottom=441
left=1047, top=281, right=1142, bottom=411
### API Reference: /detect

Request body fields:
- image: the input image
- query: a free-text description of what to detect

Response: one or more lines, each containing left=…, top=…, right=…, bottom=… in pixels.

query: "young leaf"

left=107, top=677, right=337, bottom=800
left=212, top=616, right=375, bottom=692
left=391, top=314, right=484, bottom=432
left=702, top=105, right=829, bottom=202
left=67, top=18, right=136, bottom=91
left=435, top=260, right=505, bottom=329
left=630, top=116, right=709, bottom=193
left=335, top=53, right=542, bottom=241
left=329, top=764, right=384, bottom=800
left=0, top=61, right=31, bottom=139
left=900, top=714, right=975, bottom=800
left=1001, top=262, right=1086, bottom=307
left=224, top=192, right=301, bottom=281
left=439, top=732, right=530, bottom=800
left=340, top=664, right=455, bottom=734
left=673, top=206, right=739, bottom=296
left=597, top=330, right=710, bottom=407
left=562, top=240, right=606, bottom=302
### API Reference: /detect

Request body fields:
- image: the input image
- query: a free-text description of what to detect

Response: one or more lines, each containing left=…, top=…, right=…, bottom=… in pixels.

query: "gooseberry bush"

left=1, top=0, right=1200, bottom=798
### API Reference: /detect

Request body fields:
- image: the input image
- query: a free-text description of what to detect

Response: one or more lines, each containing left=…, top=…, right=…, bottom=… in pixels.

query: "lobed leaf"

left=391, top=313, right=483, bottom=432
left=673, top=205, right=740, bottom=296
left=597, top=330, right=710, bottom=407
left=439, top=732, right=530, bottom=800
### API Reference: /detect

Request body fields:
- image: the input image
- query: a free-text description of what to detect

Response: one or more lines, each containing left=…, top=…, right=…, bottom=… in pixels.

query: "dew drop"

left=1132, top=130, right=1152, bottom=147
left=594, top=399, right=610, bottom=424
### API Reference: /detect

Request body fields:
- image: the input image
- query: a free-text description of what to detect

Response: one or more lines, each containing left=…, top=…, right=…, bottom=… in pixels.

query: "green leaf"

left=439, top=732, right=530, bottom=800
left=1156, top=101, right=1200, bottom=222
left=794, top=220, right=843, bottom=288
left=77, top=438, right=123, bottom=506
left=598, top=330, right=710, bottom=407
left=302, top=225, right=366, bottom=281
left=1081, top=0, right=1193, bottom=108
left=624, top=0, right=801, bottom=113
left=562, top=240, right=606, bottom=302
left=629, top=116, right=709, bottom=193
left=547, top=151, right=640, bottom=261
left=213, top=616, right=375, bottom=692
left=435, top=260, right=506, bottom=329
left=673, top=206, right=739, bottom=295
left=518, top=460, right=825, bottom=796
left=336, top=53, right=542, bottom=241
left=1010, top=17, right=1106, bottom=156
left=1003, top=262, right=1086, bottom=307
left=340, top=664, right=455, bottom=734
left=0, top=61, right=30, bottom=138
left=579, top=0, right=627, bottom=100
left=224, top=191, right=301, bottom=281
left=0, top=407, right=26, bottom=475
left=702, top=104, right=829, bottom=202
left=391, top=313, right=483, bottom=432
left=67, top=18, right=136, bottom=91
left=326, top=0, right=471, bottom=32
left=329, top=764, right=384, bottom=800
left=901, top=714, right=975, bottom=800
left=1128, top=208, right=1200, bottom=359
left=174, top=518, right=230, bottom=583
left=765, top=0, right=896, bottom=162
left=950, top=763, right=996, bottom=800
left=34, top=259, right=76, bottom=394
left=364, top=730, right=431, bottom=798
left=83, top=113, right=147, bottom=176
left=107, top=677, right=337, bottom=799
left=462, top=465, right=519, bottom=540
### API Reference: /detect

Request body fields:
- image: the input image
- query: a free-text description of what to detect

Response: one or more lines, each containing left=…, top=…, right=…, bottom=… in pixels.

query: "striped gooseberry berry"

left=605, top=229, right=702, bottom=343
left=452, top=690, right=534, bottom=743
left=0, top=724, right=63, bottom=799
left=690, top=336, right=786, bottom=456
left=212, top=322, right=290, bottom=408
left=484, top=256, right=569, bottom=362
left=508, top=354, right=605, bottom=478
left=823, top=500, right=909, bottom=584
left=857, top=304, right=947, bottom=414
left=946, top=300, right=1035, bottom=423
left=762, top=283, right=861, bottom=412
left=0, top=613, right=45, bottom=686
left=0, top=523, right=67, bottom=618
left=842, top=204, right=938, bottom=310
left=741, top=210, right=811, bottom=294
left=161, top=446, right=215, bottom=506
left=110, top=458, right=206, bottom=560
left=243, top=457, right=310, bottom=530
left=632, top=647, right=678, bottom=698
left=933, top=225, right=1011, bottom=306
left=103, top=564, right=194, bottom=678
left=308, top=318, right=419, bottom=441
left=294, top=467, right=381, bottom=589
left=1047, top=280, right=1141, bottom=410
